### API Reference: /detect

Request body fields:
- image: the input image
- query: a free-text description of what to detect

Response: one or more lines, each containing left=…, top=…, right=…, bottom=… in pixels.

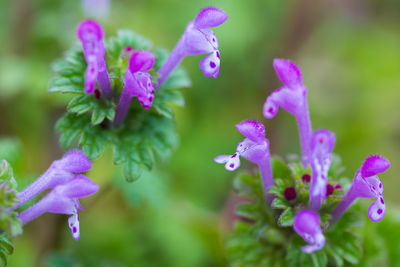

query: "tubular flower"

left=157, top=6, right=228, bottom=88
left=293, top=210, right=326, bottom=253
left=18, top=175, right=99, bottom=240
left=214, top=120, right=274, bottom=203
left=309, top=129, right=336, bottom=211
left=14, top=150, right=92, bottom=209
left=113, top=50, right=155, bottom=125
left=77, top=19, right=113, bottom=97
left=263, top=59, right=312, bottom=166
left=331, top=155, right=390, bottom=223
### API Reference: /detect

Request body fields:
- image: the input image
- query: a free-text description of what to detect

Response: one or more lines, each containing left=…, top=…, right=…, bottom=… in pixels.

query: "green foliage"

left=0, top=161, right=20, bottom=267
left=226, top=156, right=366, bottom=267
left=50, top=30, right=190, bottom=182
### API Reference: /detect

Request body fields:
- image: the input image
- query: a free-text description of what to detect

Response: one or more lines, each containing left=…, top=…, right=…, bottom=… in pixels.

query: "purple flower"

left=331, top=155, right=390, bottom=223
left=309, top=129, right=336, bottom=211
left=14, top=150, right=92, bottom=209
left=18, top=175, right=99, bottom=240
left=77, top=20, right=113, bottom=97
left=293, top=210, right=325, bottom=253
left=157, top=7, right=228, bottom=88
left=113, top=51, right=155, bottom=125
left=214, top=120, right=274, bottom=203
left=263, top=59, right=312, bottom=166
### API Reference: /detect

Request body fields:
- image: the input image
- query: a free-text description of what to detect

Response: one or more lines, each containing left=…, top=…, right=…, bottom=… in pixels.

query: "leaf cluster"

left=0, top=161, right=21, bottom=266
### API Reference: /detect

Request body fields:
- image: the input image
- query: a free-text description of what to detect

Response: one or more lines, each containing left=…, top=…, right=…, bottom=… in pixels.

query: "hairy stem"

left=113, top=87, right=133, bottom=126
left=296, top=99, right=312, bottom=167
left=97, top=61, right=113, bottom=98
left=258, top=156, right=274, bottom=205
left=156, top=37, right=185, bottom=89
left=331, top=187, right=357, bottom=223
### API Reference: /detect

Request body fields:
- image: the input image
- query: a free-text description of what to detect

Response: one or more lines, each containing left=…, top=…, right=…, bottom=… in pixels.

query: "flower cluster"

left=216, top=59, right=390, bottom=254
left=77, top=7, right=227, bottom=126
left=50, top=6, right=227, bottom=182
left=14, top=150, right=98, bottom=240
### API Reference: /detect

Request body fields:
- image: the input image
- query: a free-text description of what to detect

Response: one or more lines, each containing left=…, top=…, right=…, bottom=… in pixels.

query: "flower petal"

left=184, top=26, right=214, bottom=55
left=60, top=175, right=99, bottom=198
left=368, top=197, right=385, bottom=222
left=77, top=19, right=103, bottom=42
left=361, top=155, right=390, bottom=178
left=68, top=213, right=80, bottom=240
left=57, top=150, right=92, bottom=173
left=224, top=154, right=240, bottom=171
left=84, top=63, right=98, bottom=93
left=311, top=129, right=336, bottom=154
left=273, top=59, right=302, bottom=89
left=263, top=86, right=301, bottom=118
left=134, top=72, right=154, bottom=109
left=235, top=120, right=266, bottom=143
left=293, top=210, right=325, bottom=253
left=129, top=51, right=155, bottom=73
left=193, top=7, right=228, bottom=29
left=199, top=51, right=220, bottom=78
left=214, top=155, right=231, bottom=164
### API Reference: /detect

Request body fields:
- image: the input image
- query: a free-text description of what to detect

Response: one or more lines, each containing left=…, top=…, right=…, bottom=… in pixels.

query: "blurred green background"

left=1, top=0, right=400, bottom=266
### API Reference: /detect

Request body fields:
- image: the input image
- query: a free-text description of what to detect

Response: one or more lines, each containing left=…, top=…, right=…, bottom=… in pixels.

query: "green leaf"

left=80, top=130, right=107, bottom=159
left=153, top=103, right=174, bottom=119
left=236, top=203, right=261, bottom=220
left=123, top=160, right=143, bottom=182
left=68, top=95, right=92, bottom=115
left=0, top=234, right=14, bottom=266
left=271, top=157, right=292, bottom=179
left=91, top=108, right=106, bottom=125
left=272, top=197, right=288, bottom=209
left=278, top=207, right=294, bottom=227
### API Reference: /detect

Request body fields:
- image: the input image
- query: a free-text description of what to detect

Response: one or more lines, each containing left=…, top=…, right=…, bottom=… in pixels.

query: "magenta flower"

left=293, top=210, right=325, bottom=253
left=331, top=155, right=390, bottom=223
left=18, top=175, right=99, bottom=240
left=14, top=150, right=92, bottom=209
left=157, top=7, right=228, bottom=88
left=309, top=129, right=336, bottom=211
left=77, top=19, right=113, bottom=97
left=263, top=59, right=312, bottom=166
left=113, top=50, right=155, bottom=125
left=214, top=120, right=274, bottom=203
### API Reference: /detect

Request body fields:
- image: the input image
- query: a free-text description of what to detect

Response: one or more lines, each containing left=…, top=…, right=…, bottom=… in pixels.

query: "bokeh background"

left=1, top=0, right=400, bottom=266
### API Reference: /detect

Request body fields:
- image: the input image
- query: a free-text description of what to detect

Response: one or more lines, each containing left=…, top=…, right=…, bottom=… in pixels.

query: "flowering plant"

left=50, top=7, right=227, bottom=182
left=216, top=59, right=391, bottom=266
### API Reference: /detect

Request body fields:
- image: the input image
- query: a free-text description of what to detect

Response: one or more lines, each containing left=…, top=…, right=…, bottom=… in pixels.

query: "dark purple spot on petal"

left=210, top=61, right=216, bottom=68
left=268, top=107, right=273, bottom=113
left=212, top=38, right=215, bottom=42
left=302, top=174, right=311, bottom=183
left=216, top=51, right=220, bottom=58
left=326, top=184, right=334, bottom=196
left=380, top=198, right=384, bottom=204
left=319, top=138, right=324, bottom=144
left=229, top=164, right=234, bottom=168
left=284, top=187, right=297, bottom=201
left=335, top=184, right=342, bottom=190
left=377, top=209, right=383, bottom=214
left=232, top=153, right=237, bottom=158
left=379, top=183, right=382, bottom=188
left=73, top=227, right=77, bottom=233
